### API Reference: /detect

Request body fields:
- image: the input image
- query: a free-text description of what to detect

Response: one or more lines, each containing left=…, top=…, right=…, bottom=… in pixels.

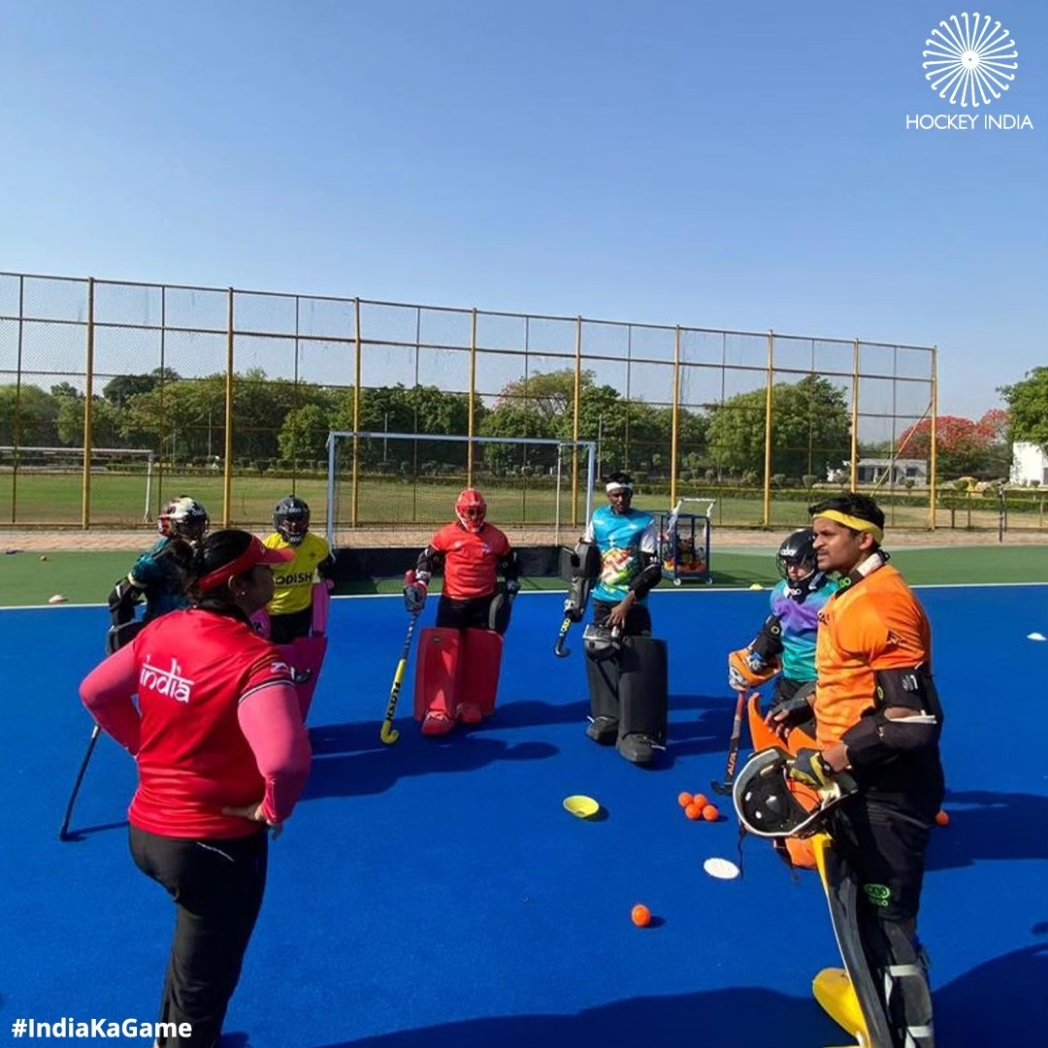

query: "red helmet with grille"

left=455, top=489, right=487, bottom=533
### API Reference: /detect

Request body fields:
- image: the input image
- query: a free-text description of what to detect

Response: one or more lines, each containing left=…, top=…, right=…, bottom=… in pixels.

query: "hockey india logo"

left=922, top=12, right=1018, bottom=108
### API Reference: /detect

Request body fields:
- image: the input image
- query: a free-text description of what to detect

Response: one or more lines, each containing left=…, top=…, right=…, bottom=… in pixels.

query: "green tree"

left=56, top=395, right=124, bottom=448
left=278, top=404, right=331, bottom=463
left=102, top=368, right=180, bottom=407
left=1001, top=368, right=1048, bottom=449
left=0, top=384, right=61, bottom=446
left=121, top=376, right=227, bottom=460
left=493, top=368, right=581, bottom=425
left=707, top=376, right=850, bottom=479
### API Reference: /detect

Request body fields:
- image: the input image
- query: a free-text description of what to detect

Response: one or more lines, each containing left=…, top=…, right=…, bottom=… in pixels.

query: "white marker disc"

left=703, top=857, right=741, bottom=880
left=1027, top=632, right=1046, bottom=642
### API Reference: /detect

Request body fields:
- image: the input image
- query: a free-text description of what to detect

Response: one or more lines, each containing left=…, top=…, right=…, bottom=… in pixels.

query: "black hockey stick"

left=711, top=690, right=747, bottom=796
left=59, top=724, right=101, bottom=840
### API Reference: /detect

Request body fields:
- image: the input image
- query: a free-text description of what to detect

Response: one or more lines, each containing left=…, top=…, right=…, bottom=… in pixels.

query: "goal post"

left=324, top=431, right=597, bottom=548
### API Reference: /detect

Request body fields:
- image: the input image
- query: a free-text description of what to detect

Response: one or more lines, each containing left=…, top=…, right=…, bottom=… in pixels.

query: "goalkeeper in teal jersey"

left=728, top=527, right=838, bottom=739
left=579, top=472, right=666, bottom=765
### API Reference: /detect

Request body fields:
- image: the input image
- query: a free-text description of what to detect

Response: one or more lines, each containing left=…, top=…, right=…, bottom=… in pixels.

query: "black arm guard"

left=316, top=555, right=335, bottom=580
left=417, top=546, right=443, bottom=578
left=107, top=577, right=143, bottom=628
left=843, top=666, right=943, bottom=771
left=499, top=549, right=520, bottom=583
left=750, top=615, right=784, bottom=662
left=559, top=541, right=601, bottom=583
left=628, top=552, right=662, bottom=601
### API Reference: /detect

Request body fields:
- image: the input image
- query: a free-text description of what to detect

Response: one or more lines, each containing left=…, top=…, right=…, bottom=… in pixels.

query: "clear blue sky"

left=1, top=1, right=1045, bottom=420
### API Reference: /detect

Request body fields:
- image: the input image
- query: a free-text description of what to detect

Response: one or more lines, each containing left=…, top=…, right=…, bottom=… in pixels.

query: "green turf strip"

left=2, top=545, right=1048, bottom=607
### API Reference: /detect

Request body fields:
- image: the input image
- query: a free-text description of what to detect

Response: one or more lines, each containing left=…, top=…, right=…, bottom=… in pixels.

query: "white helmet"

left=158, top=497, right=210, bottom=541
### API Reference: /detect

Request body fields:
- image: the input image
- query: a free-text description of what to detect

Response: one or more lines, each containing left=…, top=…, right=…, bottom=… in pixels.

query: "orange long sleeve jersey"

left=814, top=564, right=932, bottom=751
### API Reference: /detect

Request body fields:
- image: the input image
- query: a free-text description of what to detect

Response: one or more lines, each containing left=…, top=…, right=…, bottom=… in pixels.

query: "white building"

left=1010, top=441, right=1048, bottom=486
left=827, top=458, right=928, bottom=486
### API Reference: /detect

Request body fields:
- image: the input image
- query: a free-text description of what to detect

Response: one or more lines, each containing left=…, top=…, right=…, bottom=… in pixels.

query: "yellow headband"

left=813, top=509, right=884, bottom=545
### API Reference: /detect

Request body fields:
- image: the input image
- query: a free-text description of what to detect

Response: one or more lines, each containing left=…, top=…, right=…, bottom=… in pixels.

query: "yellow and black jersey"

left=263, top=531, right=331, bottom=615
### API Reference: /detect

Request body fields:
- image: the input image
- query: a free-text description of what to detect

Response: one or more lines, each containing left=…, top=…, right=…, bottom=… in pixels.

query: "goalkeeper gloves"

left=403, top=570, right=429, bottom=613
left=788, top=748, right=837, bottom=791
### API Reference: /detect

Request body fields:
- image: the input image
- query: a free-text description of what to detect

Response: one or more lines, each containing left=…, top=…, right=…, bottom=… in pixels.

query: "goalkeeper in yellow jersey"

left=263, top=496, right=335, bottom=645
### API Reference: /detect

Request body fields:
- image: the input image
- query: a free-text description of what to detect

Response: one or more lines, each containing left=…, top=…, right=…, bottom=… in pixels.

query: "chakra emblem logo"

left=922, top=12, right=1018, bottom=108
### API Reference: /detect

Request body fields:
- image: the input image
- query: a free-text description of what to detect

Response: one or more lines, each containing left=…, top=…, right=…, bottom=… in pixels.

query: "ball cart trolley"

left=659, top=498, right=715, bottom=586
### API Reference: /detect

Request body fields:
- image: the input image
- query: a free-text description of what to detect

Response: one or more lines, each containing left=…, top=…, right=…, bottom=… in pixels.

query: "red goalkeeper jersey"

left=430, top=522, right=512, bottom=600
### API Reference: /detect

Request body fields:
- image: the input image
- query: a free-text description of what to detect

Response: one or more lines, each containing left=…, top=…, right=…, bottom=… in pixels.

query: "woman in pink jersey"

left=80, top=530, right=312, bottom=1048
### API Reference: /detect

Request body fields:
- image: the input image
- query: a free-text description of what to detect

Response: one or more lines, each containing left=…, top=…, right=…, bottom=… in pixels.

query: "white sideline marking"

left=4, top=580, right=1048, bottom=612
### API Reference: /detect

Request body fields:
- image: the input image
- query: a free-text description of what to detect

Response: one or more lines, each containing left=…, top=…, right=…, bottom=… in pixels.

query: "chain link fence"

left=2, top=269, right=1018, bottom=538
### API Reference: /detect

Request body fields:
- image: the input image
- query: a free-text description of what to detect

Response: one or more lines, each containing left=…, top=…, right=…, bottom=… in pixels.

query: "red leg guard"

left=414, top=628, right=460, bottom=734
left=456, top=629, right=504, bottom=722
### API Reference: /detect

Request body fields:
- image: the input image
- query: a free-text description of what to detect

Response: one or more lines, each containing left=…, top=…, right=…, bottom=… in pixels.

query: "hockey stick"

left=380, top=611, right=422, bottom=745
left=553, top=615, right=574, bottom=657
left=59, top=724, right=101, bottom=840
left=711, top=689, right=748, bottom=796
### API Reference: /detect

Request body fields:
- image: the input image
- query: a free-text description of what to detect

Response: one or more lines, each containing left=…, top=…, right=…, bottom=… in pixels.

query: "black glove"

left=767, top=691, right=814, bottom=730
left=505, top=580, right=520, bottom=603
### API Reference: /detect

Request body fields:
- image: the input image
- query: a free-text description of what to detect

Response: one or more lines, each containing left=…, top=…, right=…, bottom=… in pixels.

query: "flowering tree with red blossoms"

left=896, top=409, right=1011, bottom=480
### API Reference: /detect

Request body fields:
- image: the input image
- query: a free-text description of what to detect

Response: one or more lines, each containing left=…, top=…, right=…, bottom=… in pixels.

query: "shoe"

left=586, top=715, right=618, bottom=745
left=456, top=702, right=484, bottom=725
left=421, top=711, right=455, bottom=737
left=617, top=732, right=661, bottom=765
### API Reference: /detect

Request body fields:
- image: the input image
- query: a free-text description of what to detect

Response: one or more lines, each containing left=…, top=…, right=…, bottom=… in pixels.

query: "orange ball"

left=691, top=793, right=709, bottom=811
left=701, top=804, right=720, bottom=822
left=684, top=802, right=703, bottom=820
left=631, top=904, right=652, bottom=927
left=677, top=791, right=693, bottom=808
left=935, top=809, right=950, bottom=827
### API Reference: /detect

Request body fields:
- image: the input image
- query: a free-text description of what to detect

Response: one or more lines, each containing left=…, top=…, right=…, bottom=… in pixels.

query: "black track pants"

left=130, top=826, right=268, bottom=1048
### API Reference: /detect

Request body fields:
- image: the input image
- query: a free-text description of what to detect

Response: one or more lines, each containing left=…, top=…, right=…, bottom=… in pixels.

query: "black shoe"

left=617, top=732, right=661, bottom=765
left=586, top=716, right=618, bottom=744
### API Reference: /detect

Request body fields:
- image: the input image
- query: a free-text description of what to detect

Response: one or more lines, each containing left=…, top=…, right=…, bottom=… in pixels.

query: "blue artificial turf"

left=1, top=586, right=1046, bottom=1047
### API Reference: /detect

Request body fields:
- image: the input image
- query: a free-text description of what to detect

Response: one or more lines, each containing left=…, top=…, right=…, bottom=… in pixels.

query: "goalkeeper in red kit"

left=403, top=488, right=520, bottom=633
left=403, top=489, right=520, bottom=735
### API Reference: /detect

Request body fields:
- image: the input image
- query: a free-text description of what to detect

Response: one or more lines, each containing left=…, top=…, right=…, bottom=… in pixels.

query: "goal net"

left=0, top=446, right=156, bottom=525
left=324, top=432, right=597, bottom=547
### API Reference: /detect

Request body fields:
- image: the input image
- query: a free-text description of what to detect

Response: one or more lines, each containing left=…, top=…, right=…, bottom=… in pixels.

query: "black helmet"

left=777, top=528, right=817, bottom=580
left=733, top=747, right=855, bottom=840
left=274, top=495, right=310, bottom=546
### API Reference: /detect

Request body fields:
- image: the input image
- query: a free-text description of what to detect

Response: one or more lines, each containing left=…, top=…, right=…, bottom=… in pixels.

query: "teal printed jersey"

left=769, top=575, right=838, bottom=681
left=583, top=505, right=658, bottom=604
